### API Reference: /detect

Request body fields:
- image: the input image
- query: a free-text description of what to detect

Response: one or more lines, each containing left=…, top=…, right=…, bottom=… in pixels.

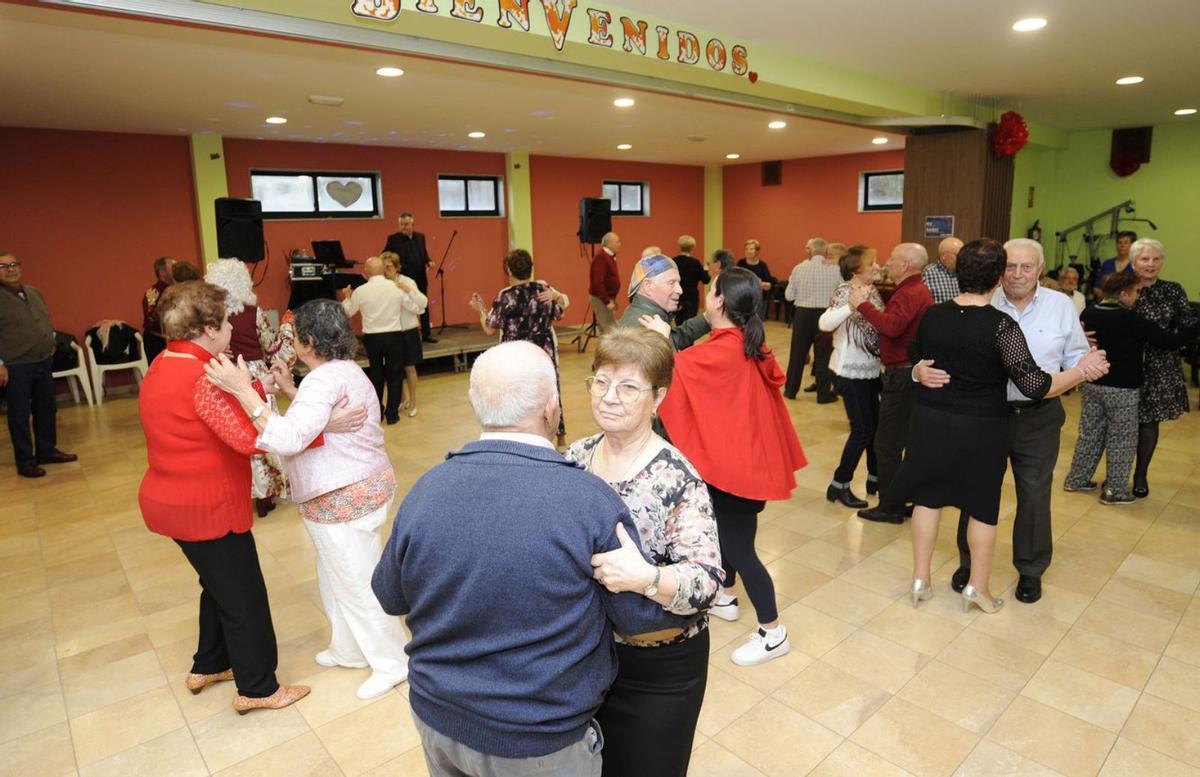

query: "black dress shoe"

left=826, top=485, right=868, bottom=509
left=856, top=506, right=905, bottom=524
left=36, top=449, right=77, bottom=464
left=423, top=336, right=438, bottom=344
left=18, top=464, right=47, bottom=478
left=951, top=566, right=970, bottom=593
left=385, top=414, right=399, bottom=426
left=803, top=384, right=818, bottom=393
left=1015, top=574, right=1042, bottom=603
left=816, top=395, right=838, bottom=405
left=1132, top=478, right=1149, bottom=498
left=782, top=392, right=797, bottom=400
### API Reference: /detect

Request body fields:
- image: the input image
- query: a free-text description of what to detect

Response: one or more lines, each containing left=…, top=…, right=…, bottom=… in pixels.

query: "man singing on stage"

left=383, top=212, right=436, bottom=344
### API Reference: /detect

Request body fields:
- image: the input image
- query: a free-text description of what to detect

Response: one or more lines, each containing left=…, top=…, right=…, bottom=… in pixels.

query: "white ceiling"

left=627, top=0, right=1200, bottom=131
left=0, top=3, right=904, bottom=165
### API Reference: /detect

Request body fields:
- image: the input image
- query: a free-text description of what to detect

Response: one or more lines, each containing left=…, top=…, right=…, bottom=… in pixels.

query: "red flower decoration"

left=748, top=71, right=759, bottom=84
left=993, top=111, right=1029, bottom=157
left=1110, top=149, right=1142, bottom=177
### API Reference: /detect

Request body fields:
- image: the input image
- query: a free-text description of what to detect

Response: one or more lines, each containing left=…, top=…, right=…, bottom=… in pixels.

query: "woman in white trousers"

left=208, top=298, right=408, bottom=700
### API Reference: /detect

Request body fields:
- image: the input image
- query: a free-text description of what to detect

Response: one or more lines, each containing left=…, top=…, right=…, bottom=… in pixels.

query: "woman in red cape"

left=658, top=267, right=806, bottom=668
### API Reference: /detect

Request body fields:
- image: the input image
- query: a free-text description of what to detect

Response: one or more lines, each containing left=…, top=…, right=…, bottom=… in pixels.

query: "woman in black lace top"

left=893, top=239, right=1108, bottom=614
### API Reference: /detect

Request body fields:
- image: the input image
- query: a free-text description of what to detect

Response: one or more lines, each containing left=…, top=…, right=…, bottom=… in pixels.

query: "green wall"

left=1012, top=122, right=1200, bottom=297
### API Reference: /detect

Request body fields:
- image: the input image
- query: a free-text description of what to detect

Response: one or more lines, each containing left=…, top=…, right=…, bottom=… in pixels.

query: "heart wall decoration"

left=325, top=181, right=364, bottom=207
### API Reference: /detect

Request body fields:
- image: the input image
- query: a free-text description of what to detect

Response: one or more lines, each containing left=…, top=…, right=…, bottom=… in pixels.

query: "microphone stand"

left=434, top=230, right=467, bottom=334
left=569, top=241, right=600, bottom=354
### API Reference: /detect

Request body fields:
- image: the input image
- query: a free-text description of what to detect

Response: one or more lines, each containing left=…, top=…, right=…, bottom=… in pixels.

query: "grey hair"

left=1129, top=238, right=1165, bottom=262
left=292, top=299, right=358, bottom=361
left=469, top=341, right=557, bottom=429
left=1003, top=238, right=1045, bottom=267
left=807, top=237, right=828, bottom=254
left=1059, top=266, right=1080, bottom=279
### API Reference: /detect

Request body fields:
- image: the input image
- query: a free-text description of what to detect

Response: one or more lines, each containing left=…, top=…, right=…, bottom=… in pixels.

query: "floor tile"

left=189, top=706, right=310, bottom=773
left=1098, top=737, right=1200, bottom=777
left=0, top=722, right=78, bottom=777
left=0, top=680, right=66, bottom=745
left=694, top=666, right=764, bottom=739
left=68, top=686, right=185, bottom=766
left=1114, top=553, right=1200, bottom=595
left=314, top=692, right=421, bottom=776
left=1071, top=598, right=1177, bottom=652
left=1020, top=659, right=1139, bottom=732
left=810, top=740, right=916, bottom=776
left=714, top=698, right=842, bottom=777
left=687, top=740, right=765, bottom=777
left=1165, top=625, right=1200, bottom=669
left=762, top=558, right=831, bottom=601
left=1122, top=693, right=1200, bottom=768
left=775, top=602, right=857, bottom=659
left=864, top=600, right=965, bottom=657
left=1144, top=656, right=1200, bottom=714
left=214, top=731, right=342, bottom=777
left=772, top=660, right=891, bottom=737
left=60, top=649, right=167, bottom=717
left=952, top=739, right=1066, bottom=776
left=898, top=661, right=1015, bottom=735
left=837, top=557, right=912, bottom=598
left=850, top=696, right=977, bottom=777
left=966, top=598, right=1070, bottom=655
left=821, top=630, right=927, bottom=694
left=987, top=696, right=1115, bottom=777
left=78, top=727, right=208, bottom=777
left=1094, top=575, right=1192, bottom=622
left=937, top=629, right=1046, bottom=692
left=710, top=633, right=812, bottom=694
left=801, top=578, right=894, bottom=627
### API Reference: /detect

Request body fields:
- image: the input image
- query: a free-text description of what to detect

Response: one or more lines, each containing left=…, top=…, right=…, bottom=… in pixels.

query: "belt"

left=1008, top=397, right=1055, bottom=414
left=884, top=362, right=913, bottom=370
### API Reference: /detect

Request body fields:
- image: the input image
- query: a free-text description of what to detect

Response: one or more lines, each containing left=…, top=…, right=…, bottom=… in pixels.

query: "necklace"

left=593, top=429, right=656, bottom=483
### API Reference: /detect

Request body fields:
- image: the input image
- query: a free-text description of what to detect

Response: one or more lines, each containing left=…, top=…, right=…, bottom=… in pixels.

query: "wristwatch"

left=250, top=403, right=269, bottom=421
left=643, top=566, right=661, bottom=597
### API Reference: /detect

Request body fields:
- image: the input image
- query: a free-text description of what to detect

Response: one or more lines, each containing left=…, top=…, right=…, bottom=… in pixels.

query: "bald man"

left=588, top=232, right=622, bottom=332
left=849, top=243, right=933, bottom=523
left=341, top=256, right=409, bottom=424
left=922, top=237, right=963, bottom=304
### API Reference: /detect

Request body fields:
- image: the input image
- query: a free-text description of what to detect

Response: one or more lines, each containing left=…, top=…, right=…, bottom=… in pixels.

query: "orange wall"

left=0, top=127, right=201, bottom=341
left=528, top=155, right=705, bottom=323
left=723, top=150, right=905, bottom=275
left=222, top=139, right=509, bottom=326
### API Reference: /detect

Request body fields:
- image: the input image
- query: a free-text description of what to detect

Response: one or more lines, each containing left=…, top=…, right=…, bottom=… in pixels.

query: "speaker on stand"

left=570, top=197, right=614, bottom=353
left=215, top=198, right=265, bottom=262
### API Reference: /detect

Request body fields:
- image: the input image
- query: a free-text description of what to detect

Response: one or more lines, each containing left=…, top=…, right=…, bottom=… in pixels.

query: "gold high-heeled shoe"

left=232, top=684, right=310, bottom=715
left=184, top=669, right=234, bottom=695
left=910, top=579, right=933, bottom=609
left=961, top=584, right=1004, bottom=614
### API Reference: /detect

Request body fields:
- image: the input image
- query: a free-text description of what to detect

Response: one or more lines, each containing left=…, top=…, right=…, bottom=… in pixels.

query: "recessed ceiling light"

left=1174, top=108, right=1197, bottom=116
left=871, top=136, right=889, bottom=145
left=376, top=67, right=405, bottom=77
left=468, top=131, right=487, bottom=139
left=613, top=98, right=636, bottom=108
left=725, top=153, right=740, bottom=160
left=1115, top=76, right=1144, bottom=85
left=265, top=116, right=287, bottom=125
left=768, top=120, right=787, bottom=129
left=616, top=143, right=632, bottom=150
left=1011, top=17, right=1047, bottom=32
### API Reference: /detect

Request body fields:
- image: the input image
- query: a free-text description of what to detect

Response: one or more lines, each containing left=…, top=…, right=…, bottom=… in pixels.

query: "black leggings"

left=1134, top=421, right=1159, bottom=484
left=597, top=630, right=709, bottom=777
left=708, top=484, right=776, bottom=624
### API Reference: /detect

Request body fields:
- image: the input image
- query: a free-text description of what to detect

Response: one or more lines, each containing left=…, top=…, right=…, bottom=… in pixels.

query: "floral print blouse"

left=567, top=434, right=723, bottom=617
left=486, top=281, right=564, bottom=365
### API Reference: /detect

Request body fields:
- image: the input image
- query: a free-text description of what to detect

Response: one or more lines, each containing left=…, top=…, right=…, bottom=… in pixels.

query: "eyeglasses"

left=0, top=261, right=20, bottom=271
left=585, top=376, right=656, bottom=403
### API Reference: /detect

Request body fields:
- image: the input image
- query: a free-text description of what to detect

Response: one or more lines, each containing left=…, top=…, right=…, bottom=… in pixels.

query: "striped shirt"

left=785, top=257, right=843, bottom=309
left=921, top=260, right=960, bottom=304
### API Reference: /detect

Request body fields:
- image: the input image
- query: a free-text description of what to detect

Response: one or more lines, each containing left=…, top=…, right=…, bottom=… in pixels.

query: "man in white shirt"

left=341, top=256, right=409, bottom=424
left=1057, top=266, right=1087, bottom=315
left=919, top=239, right=1089, bottom=605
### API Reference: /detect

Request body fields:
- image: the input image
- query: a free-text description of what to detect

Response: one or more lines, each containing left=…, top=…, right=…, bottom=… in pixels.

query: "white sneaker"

left=356, top=669, right=408, bottom=700
left=709, top=595, right=740, bottom=622
left=315, top=650, right=368, bottom=669
left=731, top=625, right=790, bottom=667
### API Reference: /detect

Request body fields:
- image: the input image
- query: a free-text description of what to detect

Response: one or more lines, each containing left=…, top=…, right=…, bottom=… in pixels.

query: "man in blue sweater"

left=372, top=341, right=683, bottom=776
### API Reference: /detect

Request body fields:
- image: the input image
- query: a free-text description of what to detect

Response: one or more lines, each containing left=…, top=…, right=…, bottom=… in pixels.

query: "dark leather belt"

left=884, top=362, right=913, bottom=370
left=1008, top=398, right=1050, bottom=414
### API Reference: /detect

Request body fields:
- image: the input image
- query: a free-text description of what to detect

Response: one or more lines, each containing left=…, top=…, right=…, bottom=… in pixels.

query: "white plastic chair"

left=52, top=341, right=94, bottom=405
left=85, top=331, right=149, bottom=402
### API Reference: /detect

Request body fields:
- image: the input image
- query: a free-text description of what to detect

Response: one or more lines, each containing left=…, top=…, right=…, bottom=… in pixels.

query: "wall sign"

left=350, top=0, right=750, bottom=77
left=924, top=215, right=955, bottom=238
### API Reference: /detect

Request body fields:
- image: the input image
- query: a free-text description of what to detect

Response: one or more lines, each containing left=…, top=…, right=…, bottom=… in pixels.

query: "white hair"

left=806, top=237, right=828, bottom=254
left=205, top=258, right=256, bottom=314
left=469, top=341, right=557, bottom=429
left=1059, top=266, right=1080, bottom=279
left=1003, top=238, right=1045, bottom=267
left=1129, top=238, right=1165, bottom=262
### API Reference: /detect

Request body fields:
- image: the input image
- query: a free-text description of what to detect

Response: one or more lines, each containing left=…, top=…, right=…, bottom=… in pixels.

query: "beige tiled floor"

left=3, top=321, right=1200, bottom=776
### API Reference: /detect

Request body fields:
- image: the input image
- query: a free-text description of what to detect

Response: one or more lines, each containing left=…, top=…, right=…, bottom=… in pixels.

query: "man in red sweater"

left=588, top=232, right=621, bottom=332
left=848, top=243, right=933, bottom=523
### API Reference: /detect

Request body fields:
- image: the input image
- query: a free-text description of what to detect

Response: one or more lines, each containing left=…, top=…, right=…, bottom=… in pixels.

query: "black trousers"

left=874, top=365, right=916, bottom=512
left=674, top=296, right=700, bottom=326
left=708, top=485, right=776, bottom=623
left=5, top=357, right=57, bottom=468
left=956, top=398, right=1064, bottom=577
left=833, top=376, right=881, bottom=485
left=416, top=279, right=432, bottom=339
left=143, top=332, right=167, bottom=364
left=785, top=307, right=819, bottom=396
left=175, top=531, right=279, bottom=698
left=362, top=331, right=406, bottom=418
left=598, top=630, right=709, bottom=777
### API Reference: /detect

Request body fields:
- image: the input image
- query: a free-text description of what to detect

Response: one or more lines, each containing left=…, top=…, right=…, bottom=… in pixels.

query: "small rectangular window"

left=860, top=170, right=904, bottom=212
left=438, top=175, right=503, bottom=217
left=602, top=180, right=649, bottom=216
left=250, top=170, right=381, bottom=219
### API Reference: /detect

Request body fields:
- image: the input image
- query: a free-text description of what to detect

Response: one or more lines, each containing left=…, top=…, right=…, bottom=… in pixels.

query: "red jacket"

left=857, top=274, right=933, bottom=366
left=660, top=328, right=807, bottom=501
left=589, top=248, right=620, bottom=303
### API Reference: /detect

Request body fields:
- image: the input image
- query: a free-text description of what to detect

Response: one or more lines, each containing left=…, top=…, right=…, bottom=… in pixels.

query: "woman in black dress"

left=896, top=240, right=1108, bottom=614
left=1129, top=239, right=1197, bottom=497
left=468, top=249, right=570, bottom=447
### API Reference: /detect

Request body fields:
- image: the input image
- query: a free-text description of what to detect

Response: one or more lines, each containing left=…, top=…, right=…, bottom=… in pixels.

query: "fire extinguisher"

left=1027, top=220, right=1043, bottom=243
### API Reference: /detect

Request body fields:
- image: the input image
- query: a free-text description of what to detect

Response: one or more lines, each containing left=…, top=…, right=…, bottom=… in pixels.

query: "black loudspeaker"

left=761, top=161, right=783, bottom=187
left=215, top=198, right=265, bottom=263
left=578, top=197, right=612, bottom=244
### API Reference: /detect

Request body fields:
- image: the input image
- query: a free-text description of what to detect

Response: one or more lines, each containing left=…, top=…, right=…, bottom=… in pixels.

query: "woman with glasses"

left=567, top=327, right=721, bottom=777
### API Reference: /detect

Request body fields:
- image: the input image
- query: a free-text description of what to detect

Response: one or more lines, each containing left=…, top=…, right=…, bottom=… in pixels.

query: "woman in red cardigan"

left=654, top=267, right=807, bottom=669
left=138, top=282, right=362, bottom=714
